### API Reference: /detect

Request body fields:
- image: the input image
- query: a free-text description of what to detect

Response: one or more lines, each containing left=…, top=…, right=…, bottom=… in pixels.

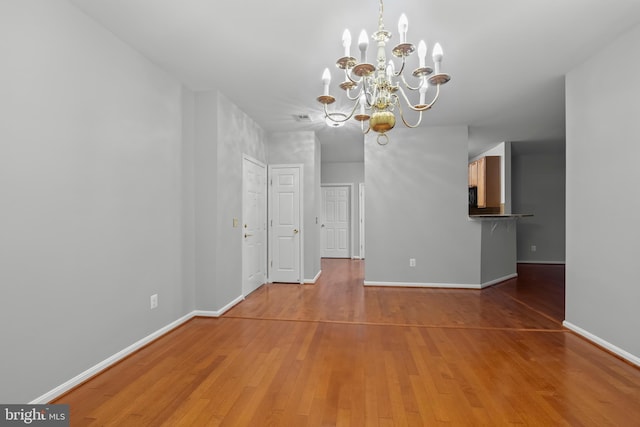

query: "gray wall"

left=365, top=126, right=483, bottom=285
left=511, top=141, right=566, bottom=263
left=321, top=162, right=365, bottom=258
left=181, top=89, right=197, bottom=313
left=480, top=221, right=517, bottom=284
left=215, top=93, right=267, bottom=302
left=267, top=131, right=322, bottom=281
left=566, top=23, right=640, bottom=359
left=0, top=0, right=190, bottom=403
left=193, top=91, right=218, bottom=310
left=192, top=91, right=268, bottom=309
left=315, top=138, right=322, bottom=272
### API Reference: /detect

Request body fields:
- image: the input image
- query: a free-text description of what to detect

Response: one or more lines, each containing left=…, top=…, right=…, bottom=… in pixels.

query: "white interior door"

left=321, top=185, right=350, bottom=258
left=242, top=155, right=267, bottom=296
left=269, top=165, right=302, bottom=283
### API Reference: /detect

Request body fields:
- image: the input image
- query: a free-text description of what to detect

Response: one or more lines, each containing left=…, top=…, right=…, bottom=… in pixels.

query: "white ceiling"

left=69, top=0, right=640, bottom=160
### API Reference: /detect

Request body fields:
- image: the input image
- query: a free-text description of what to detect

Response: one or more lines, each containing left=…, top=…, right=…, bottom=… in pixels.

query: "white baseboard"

left=30, top=294, right=245, bottom=404
left=206, top=295, right=244, bottom=317
left=364, top=273, right=517, bottom=290
left=304, top=270, right=322, bottom=284
left=351, top=256, right=362, bottom=260
left=517, top=260, right=566, bottom=265
left=480, top=273, right=518, bottom=288
left=191, top=310, right=218, bottom=317
left=563, top=321, right=640, bottom=367
left=364, top=280, right=481, bottom=289
left=30, top=311, right=195, bottom=404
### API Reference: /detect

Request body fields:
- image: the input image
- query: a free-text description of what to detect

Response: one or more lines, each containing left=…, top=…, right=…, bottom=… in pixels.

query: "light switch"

left=233, top=218, right=239, bottom=228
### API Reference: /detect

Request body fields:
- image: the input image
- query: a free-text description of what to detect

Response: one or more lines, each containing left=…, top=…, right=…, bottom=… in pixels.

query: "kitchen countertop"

left=468, top=213, right=533, bottom=219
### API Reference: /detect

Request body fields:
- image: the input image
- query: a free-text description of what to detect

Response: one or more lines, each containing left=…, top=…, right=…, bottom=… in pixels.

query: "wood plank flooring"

left=55, top=259, right=640, bottom=426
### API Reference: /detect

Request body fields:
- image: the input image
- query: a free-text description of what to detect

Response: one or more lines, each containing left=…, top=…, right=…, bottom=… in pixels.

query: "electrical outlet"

left=409, top=258, right=416, bottom=267
left=531, top=245, right=537, bottom=252
left=150, top=294, right=158, bottom=309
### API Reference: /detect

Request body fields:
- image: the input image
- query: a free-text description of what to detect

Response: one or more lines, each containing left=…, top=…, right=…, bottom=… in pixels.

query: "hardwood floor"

left=55, top=259, right=640, bottom=426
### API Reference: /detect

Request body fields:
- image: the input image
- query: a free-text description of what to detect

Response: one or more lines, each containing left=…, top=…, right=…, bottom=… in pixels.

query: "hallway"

left=227, top=259, right=565, bottom=330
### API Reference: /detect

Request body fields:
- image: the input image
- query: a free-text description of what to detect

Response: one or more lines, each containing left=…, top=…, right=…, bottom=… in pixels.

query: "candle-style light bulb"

left=418, top=40, right=427, bottom=68
left=322, top=68, right=331, bottom=96
left=358, top=30, right=369, bottom=63
left=398, top=14, right=408, bottom=43
left=419, top=77, right=428, bottom=104
left=386, top=60, right=395, bottom=82
left=432, top=42, right=444, bottom=74
left=342, top=29, right=352, bottom=57
left=359, top=92, right=367, bottom=115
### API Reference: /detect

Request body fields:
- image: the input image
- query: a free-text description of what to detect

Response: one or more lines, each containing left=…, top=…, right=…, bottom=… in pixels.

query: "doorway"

left=359, top=183, right=365, bottom=259
left=242, top=155, right=267, bottom=296
left=321, top=185, right=351, bottom=258
left=269, top=164, right=303, bottom=283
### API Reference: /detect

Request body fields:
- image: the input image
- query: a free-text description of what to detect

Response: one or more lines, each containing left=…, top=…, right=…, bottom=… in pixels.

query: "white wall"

left=364, top=126, right=483, bottom=285
left=267, top=131, right=322, bottom=281
left=565, top=23, right=640, bottom=362
left=511, top=141, right=566, bottom=263
left=321, top=162, right=364, bottom=258
left=0, top=0, right=189, bottom=403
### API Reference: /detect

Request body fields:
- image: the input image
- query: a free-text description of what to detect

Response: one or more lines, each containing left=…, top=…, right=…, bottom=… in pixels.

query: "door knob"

left=244, top=233, right=253, bottom=238
left=293, top=229, right=299, bottom=234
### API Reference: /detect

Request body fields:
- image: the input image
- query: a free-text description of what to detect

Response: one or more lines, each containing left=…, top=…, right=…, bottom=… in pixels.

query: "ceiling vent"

left=292, top=114, right=312, bottom=123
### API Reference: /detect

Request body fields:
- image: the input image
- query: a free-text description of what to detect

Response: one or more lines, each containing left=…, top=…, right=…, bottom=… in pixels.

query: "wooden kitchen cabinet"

left=470, top=156, right=500, bottom=209
left=468, top=161, right=478, bottom=187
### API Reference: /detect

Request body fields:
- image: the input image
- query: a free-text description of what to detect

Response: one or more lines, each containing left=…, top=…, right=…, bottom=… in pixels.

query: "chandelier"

left=317, top=0, right=451, bottom=145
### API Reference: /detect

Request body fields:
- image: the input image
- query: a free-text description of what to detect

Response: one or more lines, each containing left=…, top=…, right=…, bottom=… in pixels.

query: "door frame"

left=320, top=183, right=354, bottom=259
left=268, top=164, right=304, bottom=284
left=359, top=183, right=365, bottom=260
left=242, top=154, right=267, bottom=296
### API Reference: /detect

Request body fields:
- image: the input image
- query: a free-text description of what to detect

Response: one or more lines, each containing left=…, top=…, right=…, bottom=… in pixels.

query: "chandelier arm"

left=361, top=82, right=371, bottom=107
left=396, top=96, right=424, bottom=129
left=345, top=87, right=362, bottom=102
left=394, top=56, right=406, bottom=77
left=362, top=79, right=376, bottom=100
left=397, top=83, right=442, bottom=112
left=399, top=72, right=423, bottom=91
left=323, top=99, right=362, bottom=123
left=344, top=69, right=362, bottom=85
left=361, top=87, right=374, bottom=108
left=361, top=120, right=371, bottom=134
